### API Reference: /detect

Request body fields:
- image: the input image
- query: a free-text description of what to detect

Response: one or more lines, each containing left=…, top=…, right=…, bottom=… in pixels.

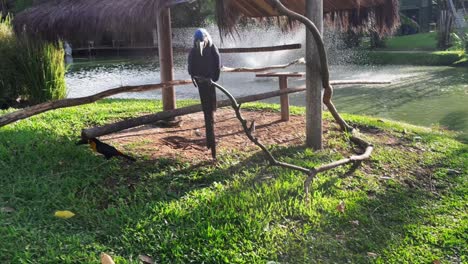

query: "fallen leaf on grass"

left=54, top=210, right=75, bottom=219
left=367, top=252, right=378, bottom=258
left=335, top=234, right=346, bottom=241
left=139, top=254, right=155, bottom=264
left=432, top=260, right=441, bottom=264
left=100, top=253, right=115, bottom=264
left=349, top=220, right=359, bottom=226
left=336, top=201, right=345, bottom=213
left=0, top=207, right=15, bottom=213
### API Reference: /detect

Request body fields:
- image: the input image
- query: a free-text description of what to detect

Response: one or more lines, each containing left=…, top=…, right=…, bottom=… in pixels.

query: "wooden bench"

left=255, top=71, right=305, bottom=121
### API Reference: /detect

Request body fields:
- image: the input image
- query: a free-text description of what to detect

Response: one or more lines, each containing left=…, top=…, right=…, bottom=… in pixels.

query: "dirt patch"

left=100, top=109, right=411, bottom=162
left=101, top=109, right=330, bottom=161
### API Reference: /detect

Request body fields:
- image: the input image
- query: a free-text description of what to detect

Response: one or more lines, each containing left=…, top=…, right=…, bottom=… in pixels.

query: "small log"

left=0, top=80, right=192, bottom=128
left=81, top=87, right=305, bottom=140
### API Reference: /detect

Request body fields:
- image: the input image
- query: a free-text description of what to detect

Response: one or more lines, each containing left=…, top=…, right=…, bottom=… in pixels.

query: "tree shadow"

left=1, top=125, right=465, bottom=263
left=439, top=110, right=468, bottom=143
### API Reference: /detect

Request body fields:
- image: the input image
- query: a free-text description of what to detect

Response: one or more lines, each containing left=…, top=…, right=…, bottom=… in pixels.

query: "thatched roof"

left=13, top=0, right=179, bottom=41
left=14, top=0, right=399, bottom=42
left=216, top=0, right=400, bottom=36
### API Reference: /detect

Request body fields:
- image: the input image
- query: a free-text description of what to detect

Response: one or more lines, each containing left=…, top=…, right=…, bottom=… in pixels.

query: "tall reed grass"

left=16, top=37, right=67, bottom=104
left=0, top=13, right=67, bottom=106
left=0, top=13, right=18, bottom=103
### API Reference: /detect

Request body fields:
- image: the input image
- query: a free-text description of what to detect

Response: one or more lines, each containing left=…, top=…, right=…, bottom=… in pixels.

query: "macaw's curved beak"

left=196, top=40, right=205, bottom=56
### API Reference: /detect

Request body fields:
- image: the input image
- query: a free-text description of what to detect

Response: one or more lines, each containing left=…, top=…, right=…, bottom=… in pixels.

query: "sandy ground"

left=101, top=109, right=332, bottom=161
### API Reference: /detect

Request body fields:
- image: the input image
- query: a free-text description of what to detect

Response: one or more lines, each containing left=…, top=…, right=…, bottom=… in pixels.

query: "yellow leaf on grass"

left=100, top=253, right=115, bottom=264
left=336, top=201, right=345, bottom=213
left=54, top=210, right=75, bottom=219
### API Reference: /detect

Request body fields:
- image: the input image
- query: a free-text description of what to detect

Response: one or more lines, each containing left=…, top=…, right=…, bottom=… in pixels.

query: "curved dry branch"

left=212, top=81, right=310, bottom=175
left=267, top=0, right=330, bottom=85
left=236, top=0, right=374, bottom=200
left=0, top=80, right=192, bottom=128
left=267, top=0, right=353, bottom=132
left=212, top=81, right=372, bottom=201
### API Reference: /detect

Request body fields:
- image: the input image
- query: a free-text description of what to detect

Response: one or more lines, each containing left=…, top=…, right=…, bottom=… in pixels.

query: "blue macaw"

left=188, top=28, right=221, bottom=159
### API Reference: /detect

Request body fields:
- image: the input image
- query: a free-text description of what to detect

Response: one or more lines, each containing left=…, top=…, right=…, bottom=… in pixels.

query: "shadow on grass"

left=0, top=126, right=466, bottom=263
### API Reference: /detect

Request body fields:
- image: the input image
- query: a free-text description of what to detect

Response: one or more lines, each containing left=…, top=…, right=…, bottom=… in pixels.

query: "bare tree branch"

left=0, top=80, right=192, bottom=128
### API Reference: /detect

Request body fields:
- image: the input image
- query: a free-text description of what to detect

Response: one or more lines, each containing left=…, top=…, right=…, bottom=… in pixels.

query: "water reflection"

left=65, top=57, right=468, bottom=142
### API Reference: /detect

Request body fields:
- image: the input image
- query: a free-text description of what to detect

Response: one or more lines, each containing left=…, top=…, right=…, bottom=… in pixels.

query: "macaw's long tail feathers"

left=210, top=85, right=217, bottom=112
left=198, top=82, right=217, bottom=159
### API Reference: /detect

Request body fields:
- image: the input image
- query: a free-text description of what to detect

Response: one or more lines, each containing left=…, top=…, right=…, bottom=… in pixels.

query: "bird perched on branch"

left=188, top=28, right=221, bottom=160
left=77, top=138, right=136, bottom=161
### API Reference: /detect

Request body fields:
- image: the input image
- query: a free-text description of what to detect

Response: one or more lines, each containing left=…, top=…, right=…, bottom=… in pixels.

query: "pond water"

left=66, top=52, right=468, bottom=142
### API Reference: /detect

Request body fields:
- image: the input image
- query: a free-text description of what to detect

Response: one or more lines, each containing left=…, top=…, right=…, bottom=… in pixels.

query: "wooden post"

left=305, top=0, right=323, bottom=150
left=157, top=7, right=175, bottom=111
left=278, top=76, right=290, bottom=121
left=152, top=29, right=158, bottom=47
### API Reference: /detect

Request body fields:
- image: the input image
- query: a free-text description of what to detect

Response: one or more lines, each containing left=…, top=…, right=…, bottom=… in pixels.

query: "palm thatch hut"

left=216, top=0, right=399, bottom=36
left=13, top=0, right=184, bottom=46
left=14, top=0, right=399, bottom=44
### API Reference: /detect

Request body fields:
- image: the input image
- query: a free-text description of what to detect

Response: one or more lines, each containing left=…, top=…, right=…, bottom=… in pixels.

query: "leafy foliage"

left=0, top=14, right=66, bottom=106
left=397, top=13, right=420, bottom=36
left=450, top=32, right=468, bottom=53
left=15, top=36, right=67, bottom=104
left=0, top=13, right=18, bottom=104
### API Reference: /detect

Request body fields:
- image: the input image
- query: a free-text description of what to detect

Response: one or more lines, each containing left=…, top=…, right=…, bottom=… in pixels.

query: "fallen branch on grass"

left=212, top=81, right=372, bottom=201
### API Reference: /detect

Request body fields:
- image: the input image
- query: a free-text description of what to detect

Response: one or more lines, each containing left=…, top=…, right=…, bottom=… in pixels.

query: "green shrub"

left=0, top=13, right=19, bottom=103
left=451, top=32, right=468, bottom=53
left=397, top=13, right=420, bottom=35
left=15, top=37, right=67, bottom=104
left=1, top=13, right=67, bottom=106
left=357, top=50, right=463, bottom=66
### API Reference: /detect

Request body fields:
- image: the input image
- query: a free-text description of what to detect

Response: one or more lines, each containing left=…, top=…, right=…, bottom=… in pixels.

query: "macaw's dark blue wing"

left=188, top=44, right=221, bottom=81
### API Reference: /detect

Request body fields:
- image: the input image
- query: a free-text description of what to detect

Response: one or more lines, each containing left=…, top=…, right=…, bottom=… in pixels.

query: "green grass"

left=1, top=100, right=466, bottom=263
left=384, top=32, right=437, bottom=51
left=358, top=50, right=463, bottom=66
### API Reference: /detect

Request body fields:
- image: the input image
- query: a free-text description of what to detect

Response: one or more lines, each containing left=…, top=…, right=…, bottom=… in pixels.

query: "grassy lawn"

left=384, top=32, right=437, bottom=51
left=0, top=100, right=466, bottom=263
left=358, top=50, right=463, bottom=66
left=358, top=32, right=468, bottom=66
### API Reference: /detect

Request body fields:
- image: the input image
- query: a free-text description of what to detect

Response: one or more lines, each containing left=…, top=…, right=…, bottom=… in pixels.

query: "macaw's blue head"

left=193, top=28, right=212, bottom=56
